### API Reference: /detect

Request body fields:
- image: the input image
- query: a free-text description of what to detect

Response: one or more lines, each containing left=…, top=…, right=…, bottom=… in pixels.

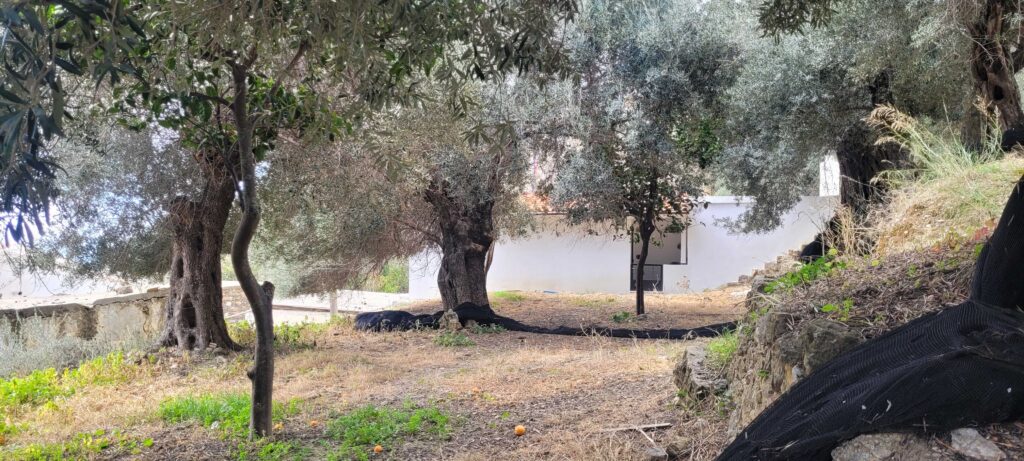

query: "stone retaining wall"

left=0, top=290, right=168, bottom=350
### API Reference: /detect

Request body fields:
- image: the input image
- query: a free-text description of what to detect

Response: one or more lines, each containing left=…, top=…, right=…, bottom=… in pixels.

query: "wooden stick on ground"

left=599, top=423, right=673, bottom=433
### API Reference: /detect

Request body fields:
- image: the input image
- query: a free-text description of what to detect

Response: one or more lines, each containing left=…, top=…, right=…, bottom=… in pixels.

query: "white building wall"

left=408, top=196, right=836, bottom=298
left=408, top=217, right=631, bottom=298
left=660, top=196, right=835, bottom=293
left=820, top=153, right=841, bottom=197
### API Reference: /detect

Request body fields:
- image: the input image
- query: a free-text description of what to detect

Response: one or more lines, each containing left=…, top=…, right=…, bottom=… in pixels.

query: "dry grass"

left=404, top=290, right=748, bottom=331
left=2, top=291, right=743, bottom=460
left=752, top=241, right=978, bottom=339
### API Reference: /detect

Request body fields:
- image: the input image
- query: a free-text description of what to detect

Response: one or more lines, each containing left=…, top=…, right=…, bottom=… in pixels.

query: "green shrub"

left=1, top=429, right=152, bottom=461
left=0, top=351, right=141, bottom=419
left=764, top=250, right=846, bottom=294
left=491, top=291, right=526, bottom=302
left=63, top=351, right=135, bottom=388
left=228, top=321, right=257, bottom=346
left=235, top=440, right=310, bottom=461
left=158, top=393, right=300, bottom=437
left=433, top=332, right=474, bottom=347
left=362, top=260, right=409, bottom=294
left=611, top=311, right=632, bottom=323
left=0, top=368, right=66, bottom=411
left=469, top=323, right=506, bottom=334
left=706, top=329, right=739, bottom=368
left=326, top=404, right=449, bottom=461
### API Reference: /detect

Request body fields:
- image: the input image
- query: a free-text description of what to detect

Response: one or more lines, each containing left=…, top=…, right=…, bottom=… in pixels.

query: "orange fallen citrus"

left=374, top=445, right=384, bottom=454
left=514, top=425, right=526, bottom=436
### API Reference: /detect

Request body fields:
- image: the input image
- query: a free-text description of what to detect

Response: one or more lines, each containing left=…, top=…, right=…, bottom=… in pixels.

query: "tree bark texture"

left=159, top=150, right=240, bottom=351
left=229, top=60, right=275, bottom=439
left=969, top=0, right=1024, bottom=133
left=425, top=180, right=495, bottom=311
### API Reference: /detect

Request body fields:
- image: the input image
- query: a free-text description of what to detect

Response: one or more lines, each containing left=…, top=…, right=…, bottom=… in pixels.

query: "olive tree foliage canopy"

left=0, top=2, right=146, bottom=243
left=256, top=79, right=570, bottom=297
left=550, top=0, right=739, bottom=313
left=718, top=0, right=971, bottom=232
left=3, top=0, right=579, bottom=438
left=22, top=123, right=205, bottom=283
left=0, top=0, right=578, bottom=241
left=552, top=0, right=739, bottom=227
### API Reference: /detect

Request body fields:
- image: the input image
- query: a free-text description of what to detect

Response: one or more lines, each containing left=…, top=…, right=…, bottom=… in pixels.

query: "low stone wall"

left=0, top=290, right=168, bottom=351
left=221, top=283, right=250, bottom=318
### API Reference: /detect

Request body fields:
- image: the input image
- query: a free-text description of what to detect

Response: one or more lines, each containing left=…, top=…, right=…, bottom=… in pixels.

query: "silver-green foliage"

left=552, top=0, right=739, bottom=233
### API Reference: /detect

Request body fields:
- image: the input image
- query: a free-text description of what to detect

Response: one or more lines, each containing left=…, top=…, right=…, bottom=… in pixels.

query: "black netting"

left=718, top=175, right=1024, bottom=460
left=356, top=302, right=734, bottom=340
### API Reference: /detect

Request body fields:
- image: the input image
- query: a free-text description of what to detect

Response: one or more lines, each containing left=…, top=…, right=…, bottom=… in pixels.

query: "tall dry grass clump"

left=866, top=105, right=1024, bottom=254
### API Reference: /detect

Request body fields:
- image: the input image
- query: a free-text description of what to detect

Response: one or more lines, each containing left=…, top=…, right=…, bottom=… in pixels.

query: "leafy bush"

left=706, top=329, right=739, bottom=368
left=235, top=440, right=310, bottom=461
left=326, top=404, right=449, bottom=461
left=0, top=368, right=66, bottom=411
left=1, top=351, right=139, bottom=418
left=491, top=291, right=526, bottom=302
left=63, top=351, right=137, bottom=388
left=433, top=332, right=474, bottom=347
left=764, top=250, right=846, bottom=294
left=158, top=393, right=300, bottom=437
left=611, top=311, right=632, bottom=323
left=469, top=323, right=506, bottom=334
left=362, top=260, right=409, bottom=294
left=1, top=429, right=152, bottom=461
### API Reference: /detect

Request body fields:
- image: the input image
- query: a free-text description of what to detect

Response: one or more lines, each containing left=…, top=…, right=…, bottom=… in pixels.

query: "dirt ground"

left=4, top=290, right=746, bottom=460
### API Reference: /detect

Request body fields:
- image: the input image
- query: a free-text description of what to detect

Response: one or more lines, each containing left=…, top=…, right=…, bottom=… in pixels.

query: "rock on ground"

left=673, top=344, right=727, bottom=401
left=951, top=428, right=1006, bottom=461
left=831, top=433, right=952, bottom=461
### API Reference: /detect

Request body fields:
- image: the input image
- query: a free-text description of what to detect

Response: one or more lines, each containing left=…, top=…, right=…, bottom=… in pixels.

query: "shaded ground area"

left=2, top=290, right=744, bottom=460
left=402, top=290, right=748, bottom=331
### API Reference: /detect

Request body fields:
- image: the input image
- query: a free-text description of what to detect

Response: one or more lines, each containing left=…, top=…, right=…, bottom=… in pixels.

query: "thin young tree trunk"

left=229, top=61, right=275, bottom=439
left=969, top=1, right=1024, bottom=133
left=635, top=218, right=654, bottom=316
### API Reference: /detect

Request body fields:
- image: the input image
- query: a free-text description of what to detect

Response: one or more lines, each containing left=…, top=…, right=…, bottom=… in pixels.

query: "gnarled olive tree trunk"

left=425, top=180, right=494, bottom=311
left=159, top=151, right=240, bottom=351
left=969, top=0, right=1024, bottom=134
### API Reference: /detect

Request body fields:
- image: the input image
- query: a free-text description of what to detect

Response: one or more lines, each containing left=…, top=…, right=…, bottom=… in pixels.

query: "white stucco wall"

left=660, top=196, right=836, bottom=293
left=408, top=196, right=836, bottom=298
left=408, top=217, right=631, bottom=298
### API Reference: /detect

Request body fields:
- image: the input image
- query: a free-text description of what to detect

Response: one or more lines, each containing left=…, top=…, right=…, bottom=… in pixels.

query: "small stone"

left=672, top=345, right=727, bottom=401
left=831, top=433, right=906, bottom=461
left=438, top=309, right=462, bottom=331
left=465, top=319, right=479, bottom=329
left=798, top=319, right=862, bottom=374
left=114, top=285, right=133, bottom=294
left=951, top=428, right=1006, bottom=461
left=644, top=447, right=668, bottom=461
left=209, top=421, right=220, bottom=430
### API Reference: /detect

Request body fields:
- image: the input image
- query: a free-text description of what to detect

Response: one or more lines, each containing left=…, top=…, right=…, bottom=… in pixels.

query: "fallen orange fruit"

left=514, top=425, right=526, bottom=436
left=374, top=444, right=384, bottom=453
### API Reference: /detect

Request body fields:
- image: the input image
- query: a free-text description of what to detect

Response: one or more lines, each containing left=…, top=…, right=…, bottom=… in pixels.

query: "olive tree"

left=4, top=0, right=577, bottom=438
left=258, top=80, right=571, bottom=310
left=551, top=0, right=738, bottom=314
left=720, top=0, right=971, bottom=233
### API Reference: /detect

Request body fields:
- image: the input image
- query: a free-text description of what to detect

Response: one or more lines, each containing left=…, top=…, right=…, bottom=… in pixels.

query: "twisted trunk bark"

left=230, top=61, right=275, bottom=439
left=969, top=1, right=1024, bottom=133
left=159, top=152, right=240, bottom=351
left=425, top=181, right=494, bottom=311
